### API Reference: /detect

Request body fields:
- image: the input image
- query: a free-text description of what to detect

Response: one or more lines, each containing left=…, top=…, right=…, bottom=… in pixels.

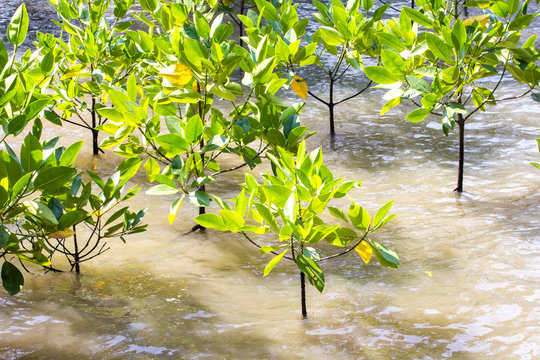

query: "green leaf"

left=117, top=157, right=142, bottom=182
left=264, top=250, right=287, bottom=277
left=369, top=241, right=400, bottom=268
left=364, top=66, right=400, bottom=84
left=261, top=185, right=292, bottom=207
left=7, top=4, right=29, bottom=46
left=318, top=27, right=345, bottom=46
left=185, top=115, right=203, bottom=143
left=144, top=158, right=160, bottom=181
left=155, top=134, right=188, bottom=155
left=252, top=57, right=276, bottom=83
left=361, top=0, right=373, bottom=12
left=58, top=210, right=88, bottom=230
left=219, top=209, right=245, bottom=230
left=139, top=0, right=157, bottom=12
left=20, top=134, right=42, bottom=172
left=303, top=247, right=320, bottom=261
left=0, top=39, right=7, bottom=70
left=348, top=204, right=371, bottom=230
left=7, top=115, right=28, bottom=136
left=376, top=33, right=405, bottom=51
left=34, top=167, right=77, bottom=192
left=254, top=204, right=279, bottom=231
left=25, top=200, right=58, bottom=225
left=381, top=49, right=406, bottom=75
left=425, top=33, right=453, bottom=63
left=406, top=75, right=431, bottom=94
left=59, top=141, right=84, bottom=166
left=195, top=213, right=226, bottom=231
left=146, top=184, right=179, bottom=195
left=0, top=226, right=9, bottom=248
left=279, top=225, right=293, bottom=241
left=97, top=107, right=124, bottom=123
left=531, top=93, right=540, bottom=102
left=328, top=207, right=349, bottom=222
left=490, top=1, right=509, bottom=17
left=253, top=0, right=279, bottom=21
left=402, top=7, right=433, bottom=28
left=451, top=18, right=467, bottom=51
left=372, top=200, right=394, bottom=229
left=190, top=191, right=210, bottom=207
left=194, top=11, right=210, bottom=38
left=406, top=108, right=431, bottom=122
left=2, top=262, right=24, bottom=295
left=296, top=254, right=325, bottom=292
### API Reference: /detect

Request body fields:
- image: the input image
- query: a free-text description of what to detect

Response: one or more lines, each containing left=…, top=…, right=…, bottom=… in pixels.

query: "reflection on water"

left=1, top=1, right=540, bottom=359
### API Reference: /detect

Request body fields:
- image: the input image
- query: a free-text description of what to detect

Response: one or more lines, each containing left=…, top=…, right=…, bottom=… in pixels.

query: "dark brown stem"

left=329, top=77, right=335, bottom=136
left=73, top=225, right=80, bottom=274
left=455, top=113, right=465, bottom=193
left=91, top=97, right=102, bottom=155
left=300, top=271, right=307, bottom=318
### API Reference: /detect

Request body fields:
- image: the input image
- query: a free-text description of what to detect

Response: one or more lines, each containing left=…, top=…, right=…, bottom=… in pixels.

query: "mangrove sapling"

left=364, top=0, right=540, bottom=192
left=298, top=0, right=389, bottom=136
left=97, top=0, right=314, bottom=229
left=0, top=4, right=146, bottom=294
left=37, top=0, right=146, bottom=155
left=195, top=141, right=399, bottom=318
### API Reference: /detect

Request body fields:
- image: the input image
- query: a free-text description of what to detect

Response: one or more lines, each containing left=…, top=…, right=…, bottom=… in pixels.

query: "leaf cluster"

left=195, top=141, right=399, bottom=293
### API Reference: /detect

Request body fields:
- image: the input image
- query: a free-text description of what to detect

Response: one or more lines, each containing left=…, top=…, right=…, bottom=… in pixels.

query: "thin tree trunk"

left=91, top=97, right=99, bottom=155
left=456, top=113, right=465, bottom=192
left=239, top=0, right=245, bottom=48
left=300, top=271, right=307, bottom=318
left=329, top=77, right=335, bottom=136
left=73, top=225, right=80, bottom=274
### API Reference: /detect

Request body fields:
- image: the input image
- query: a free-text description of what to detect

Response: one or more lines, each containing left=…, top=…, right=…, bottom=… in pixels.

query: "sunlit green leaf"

left=264, top=250, right=287, bottom=277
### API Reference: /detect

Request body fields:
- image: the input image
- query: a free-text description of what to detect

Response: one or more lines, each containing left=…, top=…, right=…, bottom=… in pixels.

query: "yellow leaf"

left=463, top=15, right=489, bottom=27
left=159, top=64, right=193, bottom=87
left=424, top=271, right=433, bottom=277
left=60, top=69, right=87, bottom=80
left=168, top=196, right=184, bottom=224
left=355, top=241, right=372, bottom=264
left=0, top=177, right=8, bottom=190
left=192, top=81, right=199, bottom=92
left=291, top=75, right=308, bottom=99
left=48, top=229, right=75, bottom=239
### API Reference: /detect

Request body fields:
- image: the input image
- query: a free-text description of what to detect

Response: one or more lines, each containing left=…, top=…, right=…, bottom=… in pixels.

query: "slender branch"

left=53, top=111, right=92, bottom=129
left=376, top=0, right=401, bottom=12
left=334, top=64, right=351, bottom=82
left=241, top=232, right=295, bottom=261
left=494, top=87, right=534, bottom=102
left=318, top=232, right=369, bottom=262
left=335, top=80, right=373, bottom=106
left=137, top=127, right=172, bottom=163
left=79, top=245, right=109, bottom=262
left=308, top=90, right=329, bottom=106
left=464, top=61, right=507, bottom=122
